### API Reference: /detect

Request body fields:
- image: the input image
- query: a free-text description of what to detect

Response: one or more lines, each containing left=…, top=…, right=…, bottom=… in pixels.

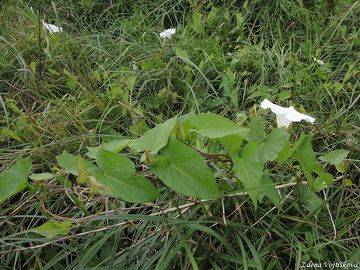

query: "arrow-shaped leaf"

left=96, top=149, right=160, bottom=203
left=151, top=136, right=221, bottom=199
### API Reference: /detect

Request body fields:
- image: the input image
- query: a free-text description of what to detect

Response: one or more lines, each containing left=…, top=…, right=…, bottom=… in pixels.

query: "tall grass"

left=0, top=0, right=359, bottom=269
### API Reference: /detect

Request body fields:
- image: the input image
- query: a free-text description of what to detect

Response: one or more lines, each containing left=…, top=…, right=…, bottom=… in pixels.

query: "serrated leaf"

left=151, top=136, right=221, bottom=199
left=96, top=149, right=159, bottom=203
left=189, top=113, right=249, bottom=139
left=29, top=173, right=56, bottom=181
left=131, top=117, right=177, bottom=155
left=259, top=128, right=290, bottom=163
left=0, top=159, right=32, bottom=204
left=32, top=221, right=72, bottom=239
left=319, top=149, right=349, bottom=166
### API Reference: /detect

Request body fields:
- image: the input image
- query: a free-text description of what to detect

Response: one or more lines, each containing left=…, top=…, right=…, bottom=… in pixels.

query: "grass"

left=0, top=0, right=359, bottom=269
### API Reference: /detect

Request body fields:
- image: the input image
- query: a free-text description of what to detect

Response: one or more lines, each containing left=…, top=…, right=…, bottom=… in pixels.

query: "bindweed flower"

left=260, top=99, right=315, bottom=128
left=42, top=20, right=63, bottom=33
left=159, top=28, right=176, bottom=39
left=314, top=57, right=325, bottom=65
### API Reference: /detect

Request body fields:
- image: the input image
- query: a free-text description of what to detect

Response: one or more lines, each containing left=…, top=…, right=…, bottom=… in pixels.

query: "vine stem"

left=0, top=176, right=344, bottom=255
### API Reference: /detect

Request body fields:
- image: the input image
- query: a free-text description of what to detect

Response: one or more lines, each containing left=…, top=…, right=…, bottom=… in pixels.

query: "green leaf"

left=259, top=128, right=290, bottom=163
left=311, top=168, right=333, bottom=192
left=86, top=139, right=133, bottom=159
left=175, top=48, right=190, bottom=60
left=261, top=175, right=280, bottom=209
left=151, top=136, right=221, bottom=199
left=77, top=156, right=90, bottom=184
left=344, top=178, right=353, bottom=187
left=277, top=140, right=292, bottom=164
left=56, top=151, right=101, bottom=178
left=218, top=134, right=243, bottom=155
left=319, top=149, right=349, bottom=167
left=0, top=159, right=32, bottom=204
left=335, top=160, right=348, bottom=173
left=293, top=133, right=317, bottom=182
left=294, top=134, right=333, bottom=192
left=190, top=10, right=204, bottom=34
left=189, top=113, right=249, bottom=139
left=241, top=142, right=261, bottom=162
left=0, top=128, right=24, bottom=143
left=96, top=149, right=159, bottom=203
left=248, top=117, right=265, bottom=142
left=29, top=173, right=56, bottom=181
left=56, top=151, right=78, bottom=174
left=233, top=156, right=263, bottom=208
left=304, top=188, right=323, bottom=212
left=32, top=221, right=72, bottom=239
left=64, top=69, right=78, bottom=90
left=132, top=117, right=177, bottom=155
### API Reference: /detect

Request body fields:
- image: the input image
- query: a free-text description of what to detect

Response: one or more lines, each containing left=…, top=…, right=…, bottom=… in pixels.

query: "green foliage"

left=131, top=117, right=177, bottom=155
left=188, top=113, right=249, bottom=139
left=151, top=136, right=221, bottom=199
left=0, top=159, right=31, bottom=204
left=259, top=128, right=289, bottom=163
left=96, top=149, right=160, bottom=203
left=294, top=133, right=334, bottom=192
left=233, top=156, right=263, bottom=207
left=320, top=149, right=350, bottom=172
left=86, top=139, right=133, bottom=159
left=57, top=151, right=101, bottom=177
left=0, top=0, right=358, bottom=268
left=29, top=172, right=56, bottom=181
left=50, top=114, right=336, bottom=204
left=32, top=221, right=72, bottom=239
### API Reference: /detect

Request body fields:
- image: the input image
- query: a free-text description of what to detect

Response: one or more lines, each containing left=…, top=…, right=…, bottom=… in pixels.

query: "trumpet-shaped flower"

left=260, top=99, right=315, bottom=128
left=42, top=20, right=63, bottom=33
left=159, top=28, right=176, bottom=39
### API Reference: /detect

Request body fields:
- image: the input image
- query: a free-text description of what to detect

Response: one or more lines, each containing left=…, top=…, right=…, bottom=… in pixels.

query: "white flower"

left=159, top=28, right=176, bottom=39
left=42, top=20, right=63, bottom=33
left=314, top=57, right=324, bottom=65
left=260, top=99, right=315, bottom=128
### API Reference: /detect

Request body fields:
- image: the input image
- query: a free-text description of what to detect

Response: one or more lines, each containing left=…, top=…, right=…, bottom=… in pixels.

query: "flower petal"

left=260, top=99, right=288, bottom=114
left=159, top=28, right=176, bottom=39
left=276, top=113, right=292, bottom=128
left=260, top=99, right=315, bottom=128
left=42, top=21, right=63, bottom=33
